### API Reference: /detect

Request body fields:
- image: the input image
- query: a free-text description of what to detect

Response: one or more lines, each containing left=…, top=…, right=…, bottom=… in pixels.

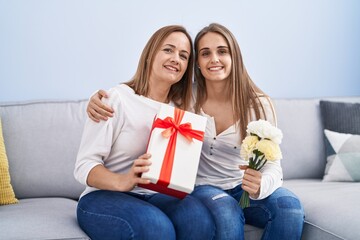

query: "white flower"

left=240, top=135, right=259, bottom=160
left=256, top=139, right=282, bottom=161
left=246, top=119, right=283, bottom=144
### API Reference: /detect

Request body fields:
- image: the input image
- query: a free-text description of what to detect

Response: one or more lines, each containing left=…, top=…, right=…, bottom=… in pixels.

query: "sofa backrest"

left=274, top=97, right=360, bottom=180
left=0, top=100, right=88, bottom=199
left=1, top=97, right=360, bottom=199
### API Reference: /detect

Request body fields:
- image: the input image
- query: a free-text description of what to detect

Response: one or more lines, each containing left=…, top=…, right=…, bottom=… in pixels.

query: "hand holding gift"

left=239, top=119, right=283, bottom=208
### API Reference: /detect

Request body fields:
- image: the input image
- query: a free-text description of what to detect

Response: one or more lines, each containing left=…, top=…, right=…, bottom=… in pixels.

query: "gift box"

left=138, top=104, right=207, bottom=199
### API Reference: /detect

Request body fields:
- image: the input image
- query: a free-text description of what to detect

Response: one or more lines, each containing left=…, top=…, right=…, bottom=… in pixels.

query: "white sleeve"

left=253, top=159, right=283, bottom=200
left=74, top=88, right=123, bottom=186
left=250, top=96, right=283, bottom=200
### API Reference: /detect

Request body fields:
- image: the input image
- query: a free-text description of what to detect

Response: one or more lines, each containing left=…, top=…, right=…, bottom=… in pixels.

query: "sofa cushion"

left=274, top=99, right=326, bottom=179
left=319, top=101, right=360, bottom=135
left=0, top=118, right=18, bottom=205
left=323, top=130, right=360, bottom=181
left=0, top=100, right=87, bottom=199
left=284, top=179, right=360, bottom=240
left=0, top=198, right=89, bottom=240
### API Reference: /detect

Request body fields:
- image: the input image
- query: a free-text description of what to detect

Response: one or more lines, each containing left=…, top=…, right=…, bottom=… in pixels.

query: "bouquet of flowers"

left=239, top=119, right=283, bottom=209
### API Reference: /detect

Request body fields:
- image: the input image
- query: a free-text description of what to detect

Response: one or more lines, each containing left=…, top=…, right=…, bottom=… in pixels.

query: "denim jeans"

left=192, top=185, right=305, bottom=240
left=77, top=190, right=215, bottom=240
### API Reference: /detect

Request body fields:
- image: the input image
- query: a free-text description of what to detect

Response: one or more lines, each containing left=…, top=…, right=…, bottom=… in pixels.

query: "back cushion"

left=320, top=101, right=360, bottom=135
left=273, top=99, right=326, bottom=179
left=0, top=100, right=87, bottom=199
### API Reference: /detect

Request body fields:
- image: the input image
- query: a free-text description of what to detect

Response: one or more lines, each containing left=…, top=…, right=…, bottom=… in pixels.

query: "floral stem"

left=239, top=190, right=250, bottom=209
left=257, top=159, right=267, bottom=170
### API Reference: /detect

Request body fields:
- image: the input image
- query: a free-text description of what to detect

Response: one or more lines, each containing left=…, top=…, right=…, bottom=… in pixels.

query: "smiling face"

left=149, top=32, right=191, bottom=87
left=197, top=32, right=232, bottom=83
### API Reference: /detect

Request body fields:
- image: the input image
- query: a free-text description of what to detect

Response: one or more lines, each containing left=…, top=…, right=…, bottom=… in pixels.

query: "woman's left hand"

left=87, top=90, right=114, bottom=122
left=240, top=166, right=262, bottom=199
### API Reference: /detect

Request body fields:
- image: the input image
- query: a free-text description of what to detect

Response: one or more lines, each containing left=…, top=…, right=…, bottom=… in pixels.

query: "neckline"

left=200, top=108, right=237, bottom=136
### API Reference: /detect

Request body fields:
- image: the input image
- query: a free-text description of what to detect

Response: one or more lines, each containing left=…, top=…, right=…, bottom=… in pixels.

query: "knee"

left=141, top=208, right=176, bottom=239
left=279, top=195, right=304, bottom=211
left=175, top=196, right=215, bottom=240
left=149, top=215, right=176, bottom=239
left=78, top=206, right=176, bottom=240
left=193, top=186, right=245, bottom=222
left=270, top=195, right=305, bottom=238
left=273, top=193, right=305, bottom=224
left=205, top=195, right=245, bottom=240
left=194, top=201, right=215, bottom=228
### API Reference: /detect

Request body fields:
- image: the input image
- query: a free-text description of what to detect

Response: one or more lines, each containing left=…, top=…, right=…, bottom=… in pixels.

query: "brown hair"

left=194, top=23, right=270, bottom=140
left=126, top=25, right=194, bottom=110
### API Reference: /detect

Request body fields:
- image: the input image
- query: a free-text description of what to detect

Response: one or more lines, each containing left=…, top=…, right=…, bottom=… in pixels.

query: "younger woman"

left=191, top=23, right=304, bottom=240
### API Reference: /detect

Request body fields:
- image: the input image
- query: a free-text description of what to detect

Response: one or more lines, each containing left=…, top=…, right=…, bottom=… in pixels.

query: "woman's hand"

left=87, top=89, right=114, bottom=122
left=87, top=153, right=152, bottom=192
left=121, top=153, right=152, bottom=191
left=240, top=165, right=262, bottom=199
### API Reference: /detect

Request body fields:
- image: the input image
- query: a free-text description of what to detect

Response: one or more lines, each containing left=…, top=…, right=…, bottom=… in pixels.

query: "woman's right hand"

left=87, top=153, right=152, bottom=192
left=87, top=89, right=114, bottom=122
left=122, top=153, right=152, bottom=191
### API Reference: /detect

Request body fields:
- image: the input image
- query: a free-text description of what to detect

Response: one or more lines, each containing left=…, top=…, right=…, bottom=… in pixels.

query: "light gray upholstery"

left=0, top=100, right=87, bottom=199
left=1, top=97, right=359, bottom=239
left=274, top=97, right=360, bottom=240
left=0, top=198, right=89, bottom=240
left=274, top=98, right=327, bottom=179
left=0, top=100, right=89, bottom=240
left=274, top=97, right=360, bottom=180
left=283, top=180, right=360, bottom=240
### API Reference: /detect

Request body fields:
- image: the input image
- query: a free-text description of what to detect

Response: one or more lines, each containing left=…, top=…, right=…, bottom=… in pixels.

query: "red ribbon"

left=151, top=108, right=204, bottom=187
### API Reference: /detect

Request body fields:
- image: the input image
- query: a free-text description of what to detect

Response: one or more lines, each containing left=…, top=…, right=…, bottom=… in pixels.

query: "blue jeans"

left=77, top=190, right=215, bottom=240
left=192, top=185, right=305, bottom=240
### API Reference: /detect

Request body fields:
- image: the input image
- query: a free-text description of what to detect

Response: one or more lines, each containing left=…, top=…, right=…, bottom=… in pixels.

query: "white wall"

left=1, top=0, right=359, bottom=101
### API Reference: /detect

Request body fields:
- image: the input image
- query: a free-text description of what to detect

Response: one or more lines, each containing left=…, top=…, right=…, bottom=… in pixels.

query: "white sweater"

left=74, top=84, right=160, bottom=198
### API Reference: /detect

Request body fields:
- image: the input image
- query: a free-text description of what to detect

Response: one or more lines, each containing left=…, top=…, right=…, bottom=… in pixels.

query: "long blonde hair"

left=194, top=23, right=270, bottom=141
left=126, top=25, right=194, bottom=110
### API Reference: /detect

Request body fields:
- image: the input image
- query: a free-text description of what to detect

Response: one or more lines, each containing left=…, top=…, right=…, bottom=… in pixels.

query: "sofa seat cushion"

left=244, top=224, right=263, bottom=239
left=284, top=179, right=360, bottom=240
left=0, top=197, right=89, bottom=240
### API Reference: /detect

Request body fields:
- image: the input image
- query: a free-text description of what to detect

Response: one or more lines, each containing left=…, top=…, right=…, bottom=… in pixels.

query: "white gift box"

left=139, top=104, right=207, bottom=198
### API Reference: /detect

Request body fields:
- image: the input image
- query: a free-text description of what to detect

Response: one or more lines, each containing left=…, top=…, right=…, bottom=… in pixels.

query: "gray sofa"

left=0, top=97, right=359, bottom=240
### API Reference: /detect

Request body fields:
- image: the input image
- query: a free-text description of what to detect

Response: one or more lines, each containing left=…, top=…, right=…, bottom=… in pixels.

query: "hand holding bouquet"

left=239, top=119, right=283, bottom=208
